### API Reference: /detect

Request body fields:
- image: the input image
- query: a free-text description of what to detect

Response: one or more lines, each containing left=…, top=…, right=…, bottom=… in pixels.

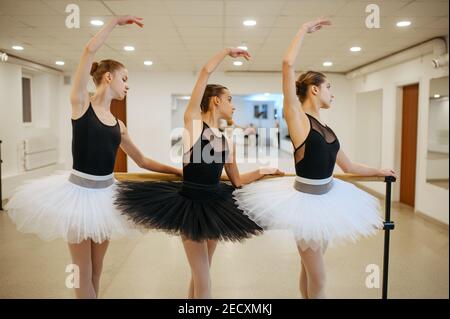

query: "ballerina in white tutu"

left=233, top=18, right=396, bottom=298
left=5, top=16, right=181, bottom=299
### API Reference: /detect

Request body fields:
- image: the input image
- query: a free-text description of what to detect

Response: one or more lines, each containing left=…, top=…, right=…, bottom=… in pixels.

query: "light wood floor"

left=1, top=147, right=448, bottom=298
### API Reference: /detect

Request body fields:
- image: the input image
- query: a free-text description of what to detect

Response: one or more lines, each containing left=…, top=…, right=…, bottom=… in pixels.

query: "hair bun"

left=90, top=62, right=99, bottom=76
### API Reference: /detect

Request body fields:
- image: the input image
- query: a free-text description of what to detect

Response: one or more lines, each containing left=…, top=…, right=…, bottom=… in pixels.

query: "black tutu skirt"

left=114, top=180, right=263, bottom=242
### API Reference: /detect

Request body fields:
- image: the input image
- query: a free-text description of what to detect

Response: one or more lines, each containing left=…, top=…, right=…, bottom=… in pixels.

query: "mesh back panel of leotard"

left=293, top=114, right=340, bottom=179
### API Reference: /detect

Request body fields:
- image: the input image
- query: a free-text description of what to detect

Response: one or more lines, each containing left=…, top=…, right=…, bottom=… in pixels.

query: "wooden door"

left=400, top=84, right=419, bottom=207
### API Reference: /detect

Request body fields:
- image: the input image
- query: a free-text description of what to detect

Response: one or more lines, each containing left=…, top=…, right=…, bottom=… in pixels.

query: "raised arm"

left=282, top=18, right=331, bottom=114
left=282, top=18, right=331, bottom=147
left=183, top=47, right=250, bottom=123
left=70, top=16, right=143, bottom=116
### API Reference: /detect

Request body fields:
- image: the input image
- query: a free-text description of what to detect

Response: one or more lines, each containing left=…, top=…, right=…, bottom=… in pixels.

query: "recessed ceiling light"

left=396, top=20, right=411, bottom=27
left=12, top=45, right=24, bottom=51
left=350, top=46, right=361, bottom=52
left=123, top=46, right=135, bottom=51
left=243, top=20, right=256, bottom=26
left=144, top=60, right=153, bottom=66
left=233, top=61, right=243, bottom=66
left=55, top=61, right=65, bottom=66
left=434, top=94, right=441, bottom=98
left=237, top=45, right=248, bottom=50
left=90, top=19, right=104, bottom=26
left=322, top=61, right=333, bottom=67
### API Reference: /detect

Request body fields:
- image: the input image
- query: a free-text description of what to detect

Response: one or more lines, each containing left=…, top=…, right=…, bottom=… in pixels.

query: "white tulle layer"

left=233, top=176, right=383, bottom=251
left=5, top=171, right=141, bottom=244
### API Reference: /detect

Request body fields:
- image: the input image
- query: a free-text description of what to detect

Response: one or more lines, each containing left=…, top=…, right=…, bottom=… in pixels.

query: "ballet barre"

left=115, top=172, right=396, bottom=299
left=115, top=172, right=391, bottom=183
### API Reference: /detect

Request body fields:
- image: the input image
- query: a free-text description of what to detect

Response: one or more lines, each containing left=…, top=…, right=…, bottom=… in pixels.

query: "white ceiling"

left=0, top=0, right=448, bottom=73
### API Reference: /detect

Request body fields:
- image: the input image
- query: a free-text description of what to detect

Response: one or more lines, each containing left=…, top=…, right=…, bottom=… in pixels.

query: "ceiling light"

left=124, top=46, right=135, bottom=51
left=233, top=61, right=243, bottom=66
left=350, top=46, right=361, bottom=52
left=90, top=20, right=104, bottom=26
left=12, top=45, right=24, bottom=51
left=144, top=60, right=153, bottom=66
left=396, top=21, right=411, bottom=27
left=322, top=61, right=333, bottom=67
left=55, top=61, right=65, bottom=66
left=243, top=20, right=256, bottom=27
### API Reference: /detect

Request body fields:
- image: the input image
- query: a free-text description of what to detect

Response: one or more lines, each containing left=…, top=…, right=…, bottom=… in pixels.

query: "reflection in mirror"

left=170, top=93, right=285, bottom=164
left=427, top=76, right=449, bottom=189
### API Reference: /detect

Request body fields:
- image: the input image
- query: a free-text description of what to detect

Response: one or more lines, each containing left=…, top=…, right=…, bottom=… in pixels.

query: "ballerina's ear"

left=103, top=72, right=112, bottom=83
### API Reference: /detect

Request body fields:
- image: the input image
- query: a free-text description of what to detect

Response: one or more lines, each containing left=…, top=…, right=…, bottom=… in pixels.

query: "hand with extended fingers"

left=115, top=15, right=144, bottom=28
left=301, top=17, right=331, bottom=33
left=227, top=47, right=251, bottom=60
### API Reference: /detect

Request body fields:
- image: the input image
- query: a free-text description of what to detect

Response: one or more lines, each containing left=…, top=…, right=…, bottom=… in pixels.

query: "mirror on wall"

left=426, top=76, right=449, bottom=190
left=170, top=93, right=285, bottom=162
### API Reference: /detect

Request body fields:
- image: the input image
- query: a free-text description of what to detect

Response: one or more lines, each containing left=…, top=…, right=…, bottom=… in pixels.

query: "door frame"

left=394, top=79, right=421, bottom=207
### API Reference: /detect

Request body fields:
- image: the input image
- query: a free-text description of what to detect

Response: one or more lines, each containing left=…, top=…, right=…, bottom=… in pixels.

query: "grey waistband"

left=69, top=173, right=114, bottom=189
left=293, top=178, right=333, bottom=195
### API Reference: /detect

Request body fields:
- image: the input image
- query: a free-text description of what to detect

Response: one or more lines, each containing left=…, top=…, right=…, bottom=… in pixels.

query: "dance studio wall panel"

left=0, top=62, right=65, bottom=198
left=350, top=53, right=449, bottom=225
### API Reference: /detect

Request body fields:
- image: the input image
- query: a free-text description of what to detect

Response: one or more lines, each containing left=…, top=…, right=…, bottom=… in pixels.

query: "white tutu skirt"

left=233, top=176, right=383, bottom=251
left=5, top=171, right=141, bottom=244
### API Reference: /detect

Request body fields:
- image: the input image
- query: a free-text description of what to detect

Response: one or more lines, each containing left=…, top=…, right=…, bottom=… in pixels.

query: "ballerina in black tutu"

left=115, top=47, right=283, bottom=298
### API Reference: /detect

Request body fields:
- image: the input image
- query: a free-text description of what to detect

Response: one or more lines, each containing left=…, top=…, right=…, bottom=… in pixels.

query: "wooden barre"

left=114, top=172, right=395, bottom=183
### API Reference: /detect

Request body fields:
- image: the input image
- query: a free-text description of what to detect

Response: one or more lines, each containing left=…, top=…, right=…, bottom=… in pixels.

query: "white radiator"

left=23, top=136, right=59, bottom=171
